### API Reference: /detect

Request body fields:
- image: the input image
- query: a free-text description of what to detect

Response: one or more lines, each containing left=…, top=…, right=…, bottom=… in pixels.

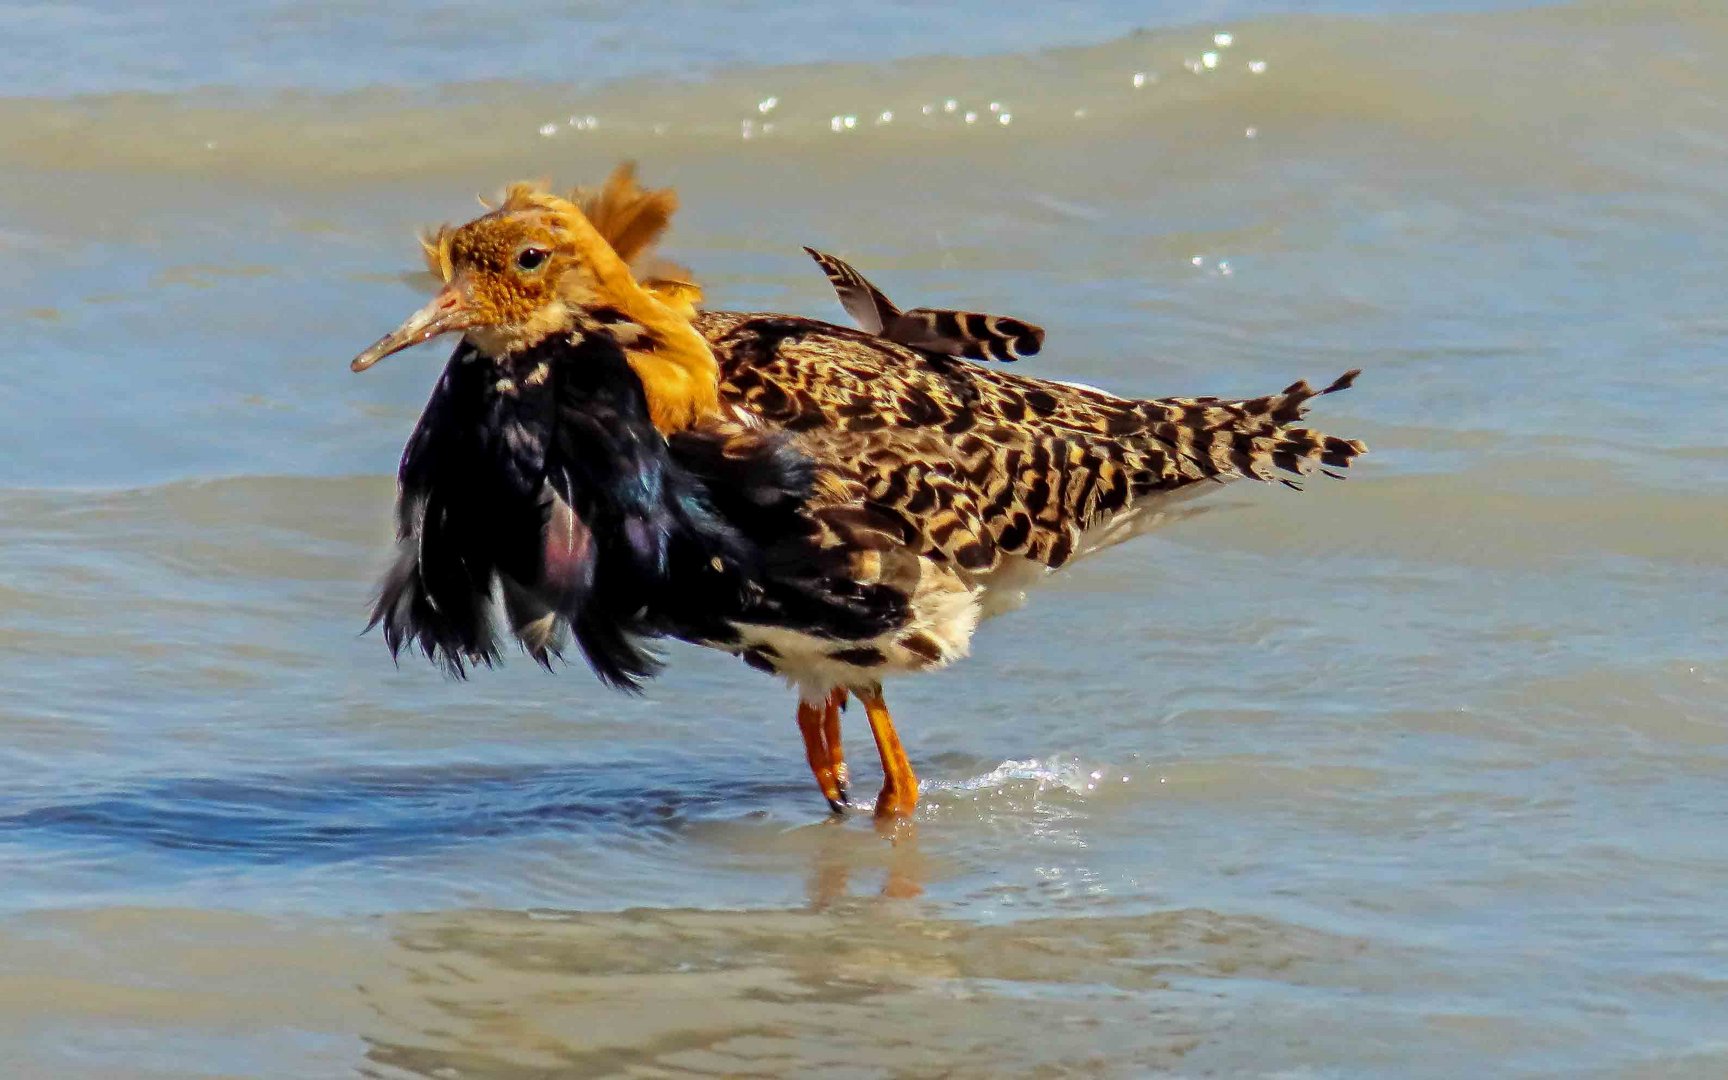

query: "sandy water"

left=2, top=1, right=1727, bottom=1076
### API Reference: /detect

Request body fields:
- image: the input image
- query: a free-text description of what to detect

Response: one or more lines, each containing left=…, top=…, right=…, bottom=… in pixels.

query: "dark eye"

left=515, top=247, right=549, bottom=272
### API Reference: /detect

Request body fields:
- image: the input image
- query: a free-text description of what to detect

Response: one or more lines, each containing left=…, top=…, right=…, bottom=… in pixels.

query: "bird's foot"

left=817, top=757, right=850, bottom=814
left=872, top=779, right=919, bottom=822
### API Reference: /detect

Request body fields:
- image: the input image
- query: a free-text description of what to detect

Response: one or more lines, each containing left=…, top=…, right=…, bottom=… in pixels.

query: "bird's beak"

left=350, top=282, right=476, bottom=372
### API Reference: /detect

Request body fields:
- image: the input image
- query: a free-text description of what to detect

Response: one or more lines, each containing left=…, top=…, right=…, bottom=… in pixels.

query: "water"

left=3, top=0, right=1726, bottom=1075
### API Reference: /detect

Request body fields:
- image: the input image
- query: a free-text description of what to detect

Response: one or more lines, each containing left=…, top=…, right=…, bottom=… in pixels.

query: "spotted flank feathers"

left=804, top=247, right=1045, bottom=362
left=701, top=311, right=1365, bottom=581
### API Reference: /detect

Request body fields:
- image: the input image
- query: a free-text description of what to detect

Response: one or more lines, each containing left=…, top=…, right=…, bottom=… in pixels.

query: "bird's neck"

left=623, top=325, right=721, bottom=435
left=554, top=207, right=722, bottom=435
left=463, top=305, right=719, bottom=436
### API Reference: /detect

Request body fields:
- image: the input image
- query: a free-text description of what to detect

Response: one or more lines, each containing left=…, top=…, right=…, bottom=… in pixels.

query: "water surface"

left=2, top=1, right=1726, bottom=1076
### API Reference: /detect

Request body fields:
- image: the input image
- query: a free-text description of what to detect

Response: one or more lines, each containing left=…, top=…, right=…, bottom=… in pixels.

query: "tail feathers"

left=1140, top=369, right=1367, bottom=490
left=1236, top=369, right=1366, bottom=487
left=1252, top=426, right=1367, bottom=489
left=1219, top=368, right=1361, bottom=430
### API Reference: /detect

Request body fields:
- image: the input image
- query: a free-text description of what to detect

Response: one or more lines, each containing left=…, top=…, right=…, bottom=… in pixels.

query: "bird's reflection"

left=355, top=813, right=939, bottom=1078
left=805, top=814, right=928, bottom=906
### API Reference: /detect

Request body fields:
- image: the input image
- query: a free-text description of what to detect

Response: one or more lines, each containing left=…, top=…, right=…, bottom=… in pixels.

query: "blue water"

left=3, top=0, right=1534, bottom=96
left=1, top=1, right=1726, bottom=1076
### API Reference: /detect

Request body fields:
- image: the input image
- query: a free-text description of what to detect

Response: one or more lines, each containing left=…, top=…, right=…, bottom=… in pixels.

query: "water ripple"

left=0, top=761, right=805, bottom=865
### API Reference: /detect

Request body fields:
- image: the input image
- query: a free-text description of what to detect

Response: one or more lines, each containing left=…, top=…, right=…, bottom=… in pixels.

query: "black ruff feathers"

left=367, top=332, right=905, bottom=690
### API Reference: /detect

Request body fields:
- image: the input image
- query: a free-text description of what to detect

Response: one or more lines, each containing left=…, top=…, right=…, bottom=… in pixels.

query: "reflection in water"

left=807, top=817, right=927, bottom=907
left=354, top=901, right=1384, bottom=1079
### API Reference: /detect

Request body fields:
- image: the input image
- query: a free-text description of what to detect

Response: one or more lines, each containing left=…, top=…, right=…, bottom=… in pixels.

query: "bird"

left=803, top=247, right=1044, bottom=361
left=349, top=175, right=1368, bottom=822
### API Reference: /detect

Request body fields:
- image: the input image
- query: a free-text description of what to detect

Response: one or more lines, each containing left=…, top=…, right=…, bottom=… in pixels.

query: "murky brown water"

left=3, top=2, right=1727, bottom=1076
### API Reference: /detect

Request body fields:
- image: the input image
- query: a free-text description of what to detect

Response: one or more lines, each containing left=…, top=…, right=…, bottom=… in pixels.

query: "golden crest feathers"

left=569, top=163, right=703, bottom=320
left=415, top=166, right=698, bottom=307
left=419, top=225, right=456, bottom=283
left=570, top=163, right=680, bottom=268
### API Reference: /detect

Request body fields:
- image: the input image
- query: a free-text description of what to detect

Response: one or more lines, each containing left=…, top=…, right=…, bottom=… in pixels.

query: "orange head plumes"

left=572, top=162, right=704, bottom=319
left=352, top=176, right=719, bottom=433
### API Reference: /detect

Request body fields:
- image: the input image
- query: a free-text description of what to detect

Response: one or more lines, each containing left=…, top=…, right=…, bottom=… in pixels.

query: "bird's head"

left=353, top=183, right=626, bottom=372
left=351, top=175, right=721, bottom=433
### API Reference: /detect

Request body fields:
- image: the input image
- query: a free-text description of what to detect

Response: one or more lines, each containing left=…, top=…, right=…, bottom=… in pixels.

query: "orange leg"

left=796, top=696, right=847, bottom=814
left=859, top=686, right=918, bottom=820
left=824, top=689, right=850, bottom=808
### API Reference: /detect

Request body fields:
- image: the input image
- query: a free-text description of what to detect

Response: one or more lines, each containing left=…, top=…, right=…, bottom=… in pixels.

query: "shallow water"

left=3, top=0, right=1727, bottom=1076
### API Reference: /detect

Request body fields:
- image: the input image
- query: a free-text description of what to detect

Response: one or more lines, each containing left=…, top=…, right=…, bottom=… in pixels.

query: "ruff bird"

left=349, top=174, right=1367, bottom=820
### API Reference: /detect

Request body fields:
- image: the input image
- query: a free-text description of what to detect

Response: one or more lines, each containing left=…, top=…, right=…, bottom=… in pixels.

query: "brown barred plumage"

left=804, top=247, right=1045, bottom=361
left=697, top=310, right=1364, bottom=577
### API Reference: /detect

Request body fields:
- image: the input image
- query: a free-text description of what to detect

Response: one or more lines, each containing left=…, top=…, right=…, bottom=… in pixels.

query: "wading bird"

left=349, top=177, right=1366, bottom=821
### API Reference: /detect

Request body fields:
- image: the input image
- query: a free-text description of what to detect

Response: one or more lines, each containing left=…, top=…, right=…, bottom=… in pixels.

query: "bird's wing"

left=888, top=308, right=1045, bottom=362
left=803, top=247, right=900, bottom=334
left=802, top=247, right=1044, bottom=361
left=698, top=311, right=1365, bottom=574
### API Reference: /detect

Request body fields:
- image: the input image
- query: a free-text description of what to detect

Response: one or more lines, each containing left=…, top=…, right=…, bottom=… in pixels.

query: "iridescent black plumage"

left=368, top=331, right=907, bottom=689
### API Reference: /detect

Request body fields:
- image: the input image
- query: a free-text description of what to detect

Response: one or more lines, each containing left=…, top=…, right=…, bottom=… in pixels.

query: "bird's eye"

left=515, top=247, right=550, bottom=272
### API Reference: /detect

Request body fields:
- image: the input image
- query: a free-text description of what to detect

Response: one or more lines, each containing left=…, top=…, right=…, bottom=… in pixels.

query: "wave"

left=0, top=2, right=1718, bottom=182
